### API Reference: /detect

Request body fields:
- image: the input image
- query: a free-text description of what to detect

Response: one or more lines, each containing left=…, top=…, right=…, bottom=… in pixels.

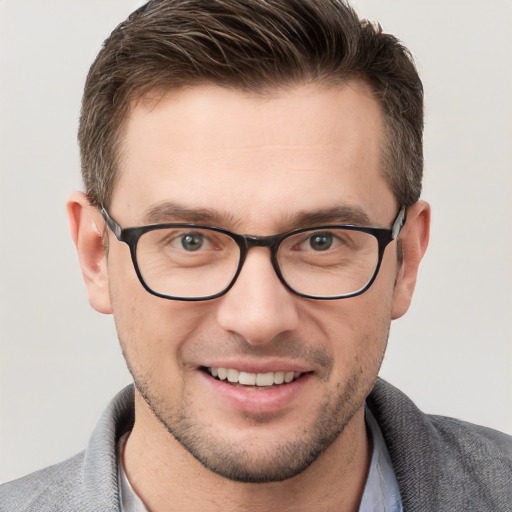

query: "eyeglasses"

left=100, top=207, right=406, bottom=301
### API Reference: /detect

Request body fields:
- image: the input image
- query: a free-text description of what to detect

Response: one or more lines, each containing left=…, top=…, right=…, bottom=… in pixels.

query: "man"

left=1, top=0, right=510, bottom=511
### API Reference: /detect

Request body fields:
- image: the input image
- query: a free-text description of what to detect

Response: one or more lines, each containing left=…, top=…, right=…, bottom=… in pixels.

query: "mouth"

left=202, top=366, right=306, bottom=389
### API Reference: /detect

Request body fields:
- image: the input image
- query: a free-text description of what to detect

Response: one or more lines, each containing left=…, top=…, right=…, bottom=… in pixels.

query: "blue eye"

left=308, top=232, right=333, bottom=251
left=181, top=232, right=204, bottom=251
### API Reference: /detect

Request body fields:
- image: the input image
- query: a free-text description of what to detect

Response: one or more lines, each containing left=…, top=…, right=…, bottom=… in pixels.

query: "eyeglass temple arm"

left=100, top=207, right=123, bottom=240
left=391, top=207, right=407, bottom=239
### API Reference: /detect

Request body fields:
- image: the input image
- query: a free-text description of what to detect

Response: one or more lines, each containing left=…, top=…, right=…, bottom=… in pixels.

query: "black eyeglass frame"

left=100, top=206, right=406, bottom=302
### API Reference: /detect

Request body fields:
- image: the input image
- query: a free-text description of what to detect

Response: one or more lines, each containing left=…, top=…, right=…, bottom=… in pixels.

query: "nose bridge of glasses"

left=242, top=233, right=282, bottom=251
left=241, top=235, right=282, bottom=254
left=236, top=234, right=283, bottom=285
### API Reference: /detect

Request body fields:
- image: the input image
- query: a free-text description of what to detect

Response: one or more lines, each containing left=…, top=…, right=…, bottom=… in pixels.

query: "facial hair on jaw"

left=120, top=329, right=386, bottom=483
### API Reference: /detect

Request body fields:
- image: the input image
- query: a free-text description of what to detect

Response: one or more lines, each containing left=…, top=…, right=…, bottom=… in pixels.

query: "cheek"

left=107, top=253, right=196, bottom=371
left=309, top=276, right=394, bottom=379
left=109, top=266, right=221, bottom=381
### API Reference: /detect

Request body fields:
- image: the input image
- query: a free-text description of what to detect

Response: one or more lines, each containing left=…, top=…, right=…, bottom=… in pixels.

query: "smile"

left=207, top=367, right=303, bottom=387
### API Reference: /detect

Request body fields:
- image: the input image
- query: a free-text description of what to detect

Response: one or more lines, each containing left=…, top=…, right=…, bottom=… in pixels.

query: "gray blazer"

left=1, top=380, right=511, bottom=511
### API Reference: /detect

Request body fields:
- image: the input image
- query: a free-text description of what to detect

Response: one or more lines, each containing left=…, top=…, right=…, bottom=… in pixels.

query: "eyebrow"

left=142, top=201, right=236, bottom=226
left=288, top=206, right=372, bottom=229
left=142, top=201, right=373, bottom=231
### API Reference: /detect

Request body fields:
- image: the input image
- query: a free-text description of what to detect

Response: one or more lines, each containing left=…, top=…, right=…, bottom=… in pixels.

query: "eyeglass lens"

left=135, top=226, right=380, bottom=299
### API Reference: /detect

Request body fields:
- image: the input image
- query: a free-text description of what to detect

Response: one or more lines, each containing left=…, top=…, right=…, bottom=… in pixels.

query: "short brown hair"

left=78, top=0, right=423, bottom=209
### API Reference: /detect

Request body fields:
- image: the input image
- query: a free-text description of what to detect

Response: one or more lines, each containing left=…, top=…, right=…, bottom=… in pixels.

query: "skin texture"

left=68, top=82, right=430, bottom=511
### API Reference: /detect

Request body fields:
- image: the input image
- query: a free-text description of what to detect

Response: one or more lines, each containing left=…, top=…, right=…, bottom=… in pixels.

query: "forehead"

left=113, top=82, right=394, bottom=230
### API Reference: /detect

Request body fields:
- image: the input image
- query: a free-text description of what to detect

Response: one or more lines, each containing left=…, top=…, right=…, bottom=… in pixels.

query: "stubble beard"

left=125, top=351, right=382, bottom=484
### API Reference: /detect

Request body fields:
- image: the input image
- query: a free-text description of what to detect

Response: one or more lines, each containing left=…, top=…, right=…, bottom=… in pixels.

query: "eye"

left=308, top=232, right=333, bottom=251
left=154, top=228, right=222, bottom=254
left=180, top=232, right=205, bottom=251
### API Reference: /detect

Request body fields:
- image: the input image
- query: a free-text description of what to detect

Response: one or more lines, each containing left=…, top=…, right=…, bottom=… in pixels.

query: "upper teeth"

left=209, top=368, right=301, bottom=386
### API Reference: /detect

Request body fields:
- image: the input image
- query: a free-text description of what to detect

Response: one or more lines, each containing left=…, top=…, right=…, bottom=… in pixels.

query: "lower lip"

left=199, top=370, right=313, bottom=415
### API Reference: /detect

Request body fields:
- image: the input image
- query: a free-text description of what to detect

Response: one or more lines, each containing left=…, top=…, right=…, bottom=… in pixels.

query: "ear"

left=67, top=191, right=112, bottom=314
left=391, top=200, right=430, bottom=319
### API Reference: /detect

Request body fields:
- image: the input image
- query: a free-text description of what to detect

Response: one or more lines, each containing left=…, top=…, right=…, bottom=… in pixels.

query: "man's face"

left=93, top=82, right=412, bottom=482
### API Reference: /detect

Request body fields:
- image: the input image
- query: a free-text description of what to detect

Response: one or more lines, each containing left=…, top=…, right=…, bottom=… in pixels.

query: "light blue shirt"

left=359, top=407, right=403, bottom=512
left=119, top=408, right=403, bottom=511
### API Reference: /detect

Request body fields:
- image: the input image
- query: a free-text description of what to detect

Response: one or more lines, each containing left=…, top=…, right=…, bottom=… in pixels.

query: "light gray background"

left=1, top=0, right=511, bottom=483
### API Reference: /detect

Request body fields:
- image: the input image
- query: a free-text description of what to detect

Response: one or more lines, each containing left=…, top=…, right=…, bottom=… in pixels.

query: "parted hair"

left=79, top=0, right=423, bottom=209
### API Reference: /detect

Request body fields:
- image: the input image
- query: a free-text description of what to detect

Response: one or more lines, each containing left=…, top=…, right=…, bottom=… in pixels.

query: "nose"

left=216, top=247, right=300, bottom=345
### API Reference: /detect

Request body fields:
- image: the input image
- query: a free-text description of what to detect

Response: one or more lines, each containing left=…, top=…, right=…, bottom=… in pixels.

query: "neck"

left=123, top=392, right=371, bottom=512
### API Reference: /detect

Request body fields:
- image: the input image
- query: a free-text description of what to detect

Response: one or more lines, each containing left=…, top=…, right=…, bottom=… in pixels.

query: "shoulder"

left=371, top=378, right=512, bottom=455
left=429, top=413, right=512, bottom=476
left=0, top=386, right=134, bottom=512
left=0, top=452, right=85, bottom=512
left=369, top=377, right=512, bottom=452
left=368, top=378, right=512, bottom=511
